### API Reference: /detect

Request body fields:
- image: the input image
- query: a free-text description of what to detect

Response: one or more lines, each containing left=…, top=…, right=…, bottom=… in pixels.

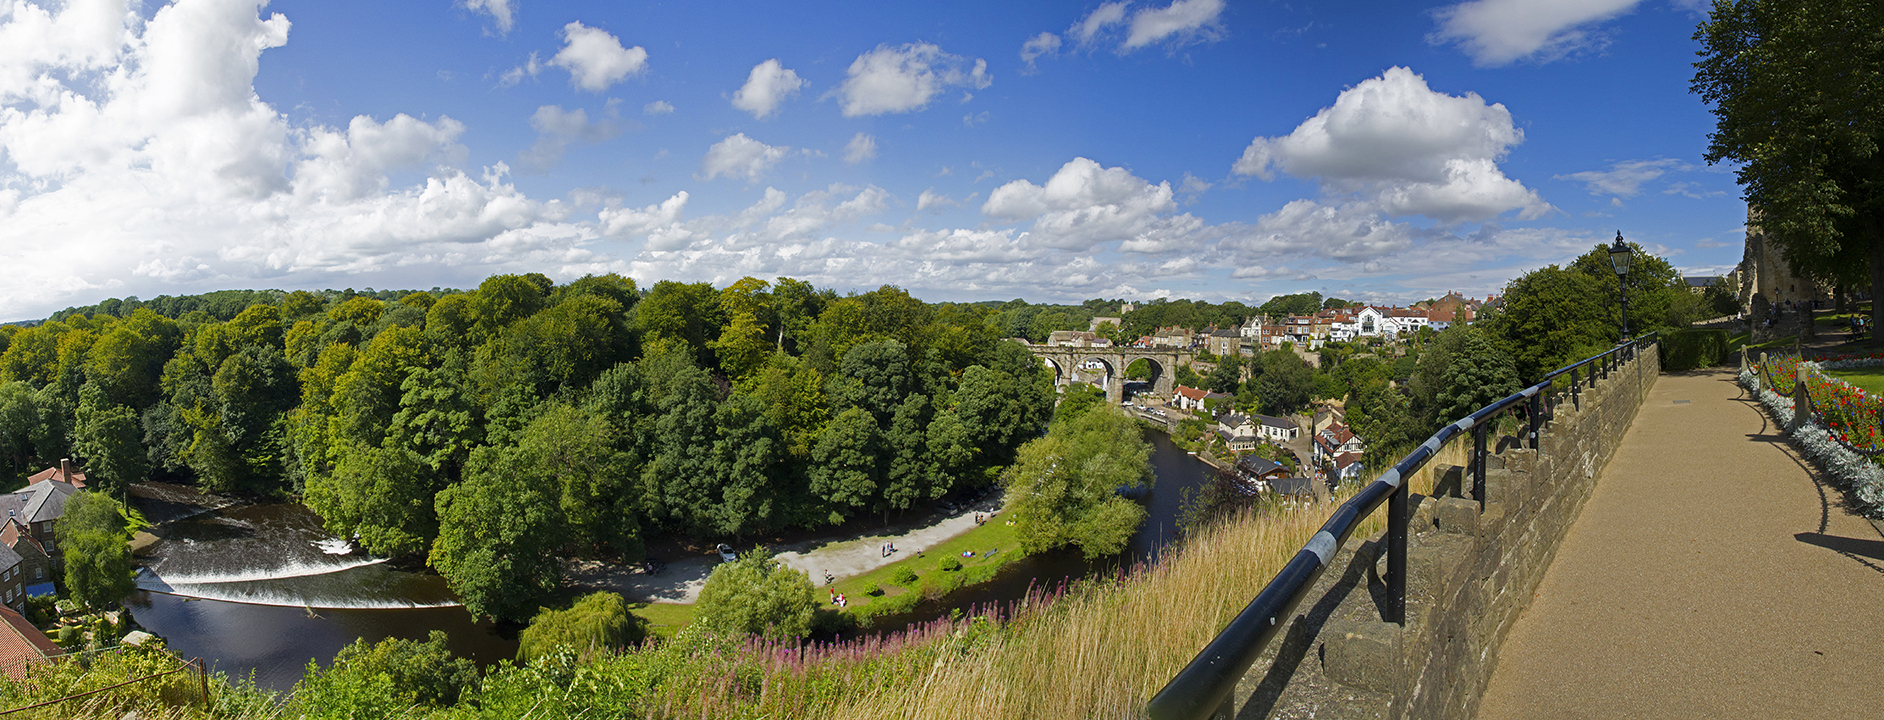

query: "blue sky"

left=0, top=0, right=1746, bottom=320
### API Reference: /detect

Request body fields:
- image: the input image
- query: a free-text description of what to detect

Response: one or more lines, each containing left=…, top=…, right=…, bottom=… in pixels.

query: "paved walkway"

left=1479, top=367, right=1884, bottom=719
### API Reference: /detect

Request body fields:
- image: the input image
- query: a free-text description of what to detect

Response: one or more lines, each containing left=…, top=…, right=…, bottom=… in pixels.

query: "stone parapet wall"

left=1231, top=346, right=1659, bottom=719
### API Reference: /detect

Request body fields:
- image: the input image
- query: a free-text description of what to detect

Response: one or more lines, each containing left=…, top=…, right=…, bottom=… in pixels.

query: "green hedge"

left=1661, top=329, right=1730, bottom=371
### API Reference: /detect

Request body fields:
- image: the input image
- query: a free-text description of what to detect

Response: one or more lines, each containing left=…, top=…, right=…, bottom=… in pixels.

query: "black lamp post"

left=1609, top=231, right=1634, bottom=342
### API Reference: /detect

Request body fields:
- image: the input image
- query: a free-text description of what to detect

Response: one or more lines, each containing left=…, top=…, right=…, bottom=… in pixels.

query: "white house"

left=1216, top=413, right=1260, bottom=451
left=1314, top=424, right=1365, bottom=465
left=1254, top=414, right=1298, bottom=442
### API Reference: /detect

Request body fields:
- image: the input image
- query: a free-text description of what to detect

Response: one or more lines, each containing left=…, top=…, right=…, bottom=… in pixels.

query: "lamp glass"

left=1609, top=242, right=1632, bottom=277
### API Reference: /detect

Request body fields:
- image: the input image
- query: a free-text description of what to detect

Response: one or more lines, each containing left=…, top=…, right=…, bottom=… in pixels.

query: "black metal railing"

left=1145, top=332, right=1659, bottom=720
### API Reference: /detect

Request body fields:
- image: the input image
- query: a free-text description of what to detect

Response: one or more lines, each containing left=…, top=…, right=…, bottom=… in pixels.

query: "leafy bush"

left=518, top=591, right=643, bottom=663
left=291, top=631, right=477, bottom=717
left=865, top=582, right=883, bottom=596
left=1660, top=329, right=1730, bottom=371
left=892, top=566, right=918, bottom=586
left=938, top=556, right=963, bottom=572
left=695, top=547, right=818, bottom=641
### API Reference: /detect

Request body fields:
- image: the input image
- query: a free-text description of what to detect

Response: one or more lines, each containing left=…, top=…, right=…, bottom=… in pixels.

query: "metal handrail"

left=1146, top=332, right=1659, bottom=720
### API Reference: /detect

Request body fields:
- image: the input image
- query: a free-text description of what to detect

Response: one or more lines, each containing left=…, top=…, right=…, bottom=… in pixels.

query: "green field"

left=1824, top=366, right=1884, bottom=395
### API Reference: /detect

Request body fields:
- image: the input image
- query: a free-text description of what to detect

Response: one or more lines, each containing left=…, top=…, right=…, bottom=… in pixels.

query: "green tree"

left=518, top=591, right=642, bottom=663
left=57, top=492, right=137, bottom=610
left=305, top=443, right=437, bottom=557
left=1694, top=0, right=1884, bottom=331
left=1433, top=331, right=1521, bottom=425
left=1054, top=383, right=1107, bottom=425
left=71, top=395, right=148, bottom=497
left=1254, top=349, right=1314, bottom=416
left=808, top=407, right=880, bottom=525
left=693, top=547, right=817, bottom=641
left=430, top=445, right=568, bottom=622
left=1004, top=407, right=1152, bottom=559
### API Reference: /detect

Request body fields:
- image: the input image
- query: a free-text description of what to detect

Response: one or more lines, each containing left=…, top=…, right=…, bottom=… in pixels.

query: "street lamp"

left=1609, top=231, right=1633, bottom=342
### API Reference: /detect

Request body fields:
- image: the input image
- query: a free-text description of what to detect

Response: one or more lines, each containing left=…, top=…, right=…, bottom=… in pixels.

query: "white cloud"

left=917, top=189, right=961, bottom=212
left=963, top=111, right=989, bottom=127
left=1555, top=158, right=1686, bottom=197
left=983, top=157, right=1203, bottom=251
left=599, top=191, right=687, bottom=237
left=499, top=52, right=543, bottom=87
left=833, top=42, right=991, bottom=117
left=1178, top=172, right=1211, bottom=204
left=550, top=21, right=647, bottom=92
left=0, top=0, right=605, bottom=319
left=458, top=0, right=513, bottom=34
left=698, top=133, right=790, bottom=182
left=1233, top=67, right=1551, bottom=224
left=1124, top=0, right=1226, bottom=50
left=843, top=132, right=877, bottom=164
left=731, top=59, right=804, bottom=120
left=1430, top=0, right=1642, bottom=66
left=1071, top=3, right=1129, bottom=45
left=1020, top=31, right=1061, bottom=71
left=519, top=105, right=622, bottom=172
left=643, top=100, right=674, bottom=115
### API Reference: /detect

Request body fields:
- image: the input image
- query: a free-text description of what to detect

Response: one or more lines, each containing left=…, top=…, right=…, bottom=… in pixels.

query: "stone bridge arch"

left=1022, top=342, right=1188, bottom=405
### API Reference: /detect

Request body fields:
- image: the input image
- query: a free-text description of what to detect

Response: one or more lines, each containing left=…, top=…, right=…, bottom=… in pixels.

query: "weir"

left=1150, top=336, right=1661, bottom=719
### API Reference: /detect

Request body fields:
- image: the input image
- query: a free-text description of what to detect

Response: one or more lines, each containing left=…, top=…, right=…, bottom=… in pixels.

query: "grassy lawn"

left=1726, top=331, right=1799, bottom=355
left=1824, top=366, right=1884, bottom=395
left=628, top=601, right=695, bottom=639
left=828, top=516, right=1024, bottom=622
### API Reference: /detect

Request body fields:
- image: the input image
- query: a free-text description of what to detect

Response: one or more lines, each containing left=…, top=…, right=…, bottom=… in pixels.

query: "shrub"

left=938, top=556, right=963, bottom=572
left=695, top=547, right=818, bottom=641
left=518, top=591, right=643, bottom=663
left=291, top=631, right=477, bottom=716
left=865, top=582, right=883, bottom=597
left=1660, top=329, right=1730, bottom=371
left=892, top=566, right=918, bottom=586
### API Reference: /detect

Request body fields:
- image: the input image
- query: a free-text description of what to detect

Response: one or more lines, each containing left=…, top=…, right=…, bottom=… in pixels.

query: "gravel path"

left=1478, top=367, right=1884, bottom=718
left=566, top=492, right=1006, bottom=604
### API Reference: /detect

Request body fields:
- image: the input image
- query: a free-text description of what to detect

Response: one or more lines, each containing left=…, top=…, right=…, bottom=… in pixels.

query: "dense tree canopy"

left=694, top=548, right=818, bottom=641
left=57, top=492, right=136, bottom=610
left=1005, top=407, right=1152, bottom=560
left=1693, top=0, right=1884, bottom=329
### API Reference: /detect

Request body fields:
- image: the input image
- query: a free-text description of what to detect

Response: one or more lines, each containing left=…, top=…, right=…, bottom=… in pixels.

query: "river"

left=121, top=427, right=1216, bottom=692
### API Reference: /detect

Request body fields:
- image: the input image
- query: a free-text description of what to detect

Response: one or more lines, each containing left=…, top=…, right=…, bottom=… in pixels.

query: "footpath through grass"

left=626, top=511, right=1026, bottom=636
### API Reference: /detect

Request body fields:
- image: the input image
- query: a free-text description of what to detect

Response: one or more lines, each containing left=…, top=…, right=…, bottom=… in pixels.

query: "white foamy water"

left=143, top=585, right=461, bottom=610
left=312, top=538, right=353, bottom=555
left=146, top=556, right=388, bottom=585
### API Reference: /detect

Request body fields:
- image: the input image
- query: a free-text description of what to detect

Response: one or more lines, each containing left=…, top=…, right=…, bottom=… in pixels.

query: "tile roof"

left=1255, top=414, right=1293, bottom=429
left=26, top=464, right=85, bottom=489
left=0, top=605, right=59, bottom=679
left=1236, top=455, right=1285, bottom=476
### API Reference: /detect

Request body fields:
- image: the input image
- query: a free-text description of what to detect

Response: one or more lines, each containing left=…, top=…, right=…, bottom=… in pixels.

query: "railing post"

left=1472, top=423, right=1488, bottom=508
left=1792, top=360, right=1809, bottom=433
left=1386, top=480, right=1407, bottom=625
left=1527, top=390, right=1541, bottom=450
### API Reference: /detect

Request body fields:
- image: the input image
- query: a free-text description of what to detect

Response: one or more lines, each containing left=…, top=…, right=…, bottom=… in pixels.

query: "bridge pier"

left=1023, top=342, right=1190, bottom=406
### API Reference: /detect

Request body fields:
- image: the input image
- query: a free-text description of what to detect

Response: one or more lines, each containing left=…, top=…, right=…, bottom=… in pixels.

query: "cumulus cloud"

left=550, top=21, right=647, bottom=92
left=643, top=100, right=674, bottom=115
left=498, top=51, right=543, bottom=87
left=983, top=157, right=1204, bottom=252
left=699, top=133, right=791, bottom=182
left=1020, top=31, right=1061, bottom=71
left=843, top=132, right=877, bottom=164
left=1233, top=67, right=1551, bottom=224
left=1555, top=158, right=1687, bottom=197
left=0, top=0, right=606, bottom=319
left=1430, top=0, right=1642, bottom=66
left=519, top=105, right=622, bottom=172
left=731, top=59, right=804, bottom=119
left=833, top=42, right=991, bottom=117
left=1124, top=0, right=1226, bottom=50
left=599, top=191, right=687, bottom=237
left=458, top=0, right=513, bottom=33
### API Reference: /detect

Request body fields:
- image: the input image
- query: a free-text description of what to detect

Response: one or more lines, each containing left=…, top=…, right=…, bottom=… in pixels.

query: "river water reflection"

left=121, top=428, right=1213, bottom=691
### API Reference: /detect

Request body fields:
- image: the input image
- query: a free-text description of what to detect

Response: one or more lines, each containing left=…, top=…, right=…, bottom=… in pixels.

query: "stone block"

left=1322, top=619, right=1403, bottom=694
left=1408, top=537, right=1468, bottom=601
left=1485, top=467, right=1524, bottom=510
left=1433, top=497, right=1479, bottom=535
left=1411, top=495, right=1438, bottom=536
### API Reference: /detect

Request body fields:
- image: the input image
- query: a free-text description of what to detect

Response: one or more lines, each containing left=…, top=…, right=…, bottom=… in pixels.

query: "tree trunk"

left=1870, top=217, right=1884, bottom=347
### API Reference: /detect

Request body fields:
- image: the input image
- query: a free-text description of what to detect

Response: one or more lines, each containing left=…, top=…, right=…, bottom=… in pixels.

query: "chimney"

left=59, top=458, right=72, bottom=482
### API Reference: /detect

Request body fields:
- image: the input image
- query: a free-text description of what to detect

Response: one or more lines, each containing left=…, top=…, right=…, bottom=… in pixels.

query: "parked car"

left=717, top=543, right=737, bottom=563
